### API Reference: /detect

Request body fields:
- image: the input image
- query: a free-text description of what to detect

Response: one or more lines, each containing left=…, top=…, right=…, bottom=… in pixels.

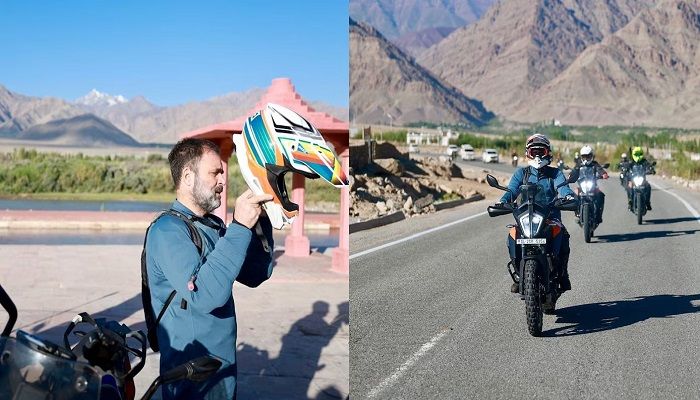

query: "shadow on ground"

left=237, top=301, right=349, bottom=400
left=643, top=216, right=700, bottom=225
left=33, top=296, right=348, bottom=400
left=545, top=294, right=700, bottom=337
left=595, top=229, right=698, bottom=243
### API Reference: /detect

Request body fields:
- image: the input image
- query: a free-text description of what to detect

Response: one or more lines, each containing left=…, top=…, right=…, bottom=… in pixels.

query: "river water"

left=0, top=199, right=170, bottom=212
left=0, top=200, right=339, bottom=248
left=0, top=229, right=339, bottom=249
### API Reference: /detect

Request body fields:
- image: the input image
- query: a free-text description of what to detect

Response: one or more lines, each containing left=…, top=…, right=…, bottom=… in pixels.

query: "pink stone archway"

left=180, top=78, right=349, bottom=274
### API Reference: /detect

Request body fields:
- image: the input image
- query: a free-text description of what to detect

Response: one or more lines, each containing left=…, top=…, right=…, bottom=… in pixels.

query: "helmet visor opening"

left=526, top=146, right=549, bottom=159
left=581, top=154, right=593, bottom=161
left=265, top=164, right=299, bottom=213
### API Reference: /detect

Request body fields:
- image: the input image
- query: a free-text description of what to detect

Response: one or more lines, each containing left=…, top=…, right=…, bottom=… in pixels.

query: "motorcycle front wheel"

left=636, top=192, right=643, bottom=225
left=582, top=203, right=591, bottom=243
left=524, top=259, right=543, bottom=336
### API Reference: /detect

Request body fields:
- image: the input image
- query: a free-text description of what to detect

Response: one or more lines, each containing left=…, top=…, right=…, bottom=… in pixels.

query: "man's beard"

left=193, top=176, right=222, bottom=213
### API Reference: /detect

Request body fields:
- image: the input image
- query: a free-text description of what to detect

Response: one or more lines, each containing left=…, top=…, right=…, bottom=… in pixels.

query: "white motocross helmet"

left=580, top=145, right=594, bottom=166
left=525, top=133, right=552, bottom=169
left=233, top=103, right=349, bottom=229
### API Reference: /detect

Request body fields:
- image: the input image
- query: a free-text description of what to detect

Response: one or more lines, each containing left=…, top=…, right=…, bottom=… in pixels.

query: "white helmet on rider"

left=580, top=145, right=594, bottom=165
left=525, top=133, right=552, bottom=169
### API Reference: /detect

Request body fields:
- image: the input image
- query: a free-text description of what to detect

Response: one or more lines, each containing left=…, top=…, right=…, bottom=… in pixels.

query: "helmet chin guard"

left=528, top=156, right=551, bottom=169
left=234, top=103, right=349, bottom=229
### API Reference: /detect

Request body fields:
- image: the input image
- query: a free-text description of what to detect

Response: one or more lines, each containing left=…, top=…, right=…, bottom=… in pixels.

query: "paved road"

left=350, top=172, right=700, bottom=399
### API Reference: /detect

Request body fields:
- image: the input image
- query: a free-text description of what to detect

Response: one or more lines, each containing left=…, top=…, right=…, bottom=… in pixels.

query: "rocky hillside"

left=17, top=114, right=140, bottom=147
left=393, top=26, right=457, bottom=57
left=0, top=85, right=83, bottom=136
left=511, top=0, right=700, bottom=128
left=0, top=85, right=347, bottom=144
left=350, top=19, right=493, bottom=126
left=419, top=0, right=656, bottom=115
left=349, top=0, right=494, bottom=40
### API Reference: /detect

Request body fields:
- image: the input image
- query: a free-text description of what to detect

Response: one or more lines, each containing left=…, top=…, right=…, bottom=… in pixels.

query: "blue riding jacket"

left=499, top=165, right=575, bottom=221
left=145, top=200, right=274, bottom=399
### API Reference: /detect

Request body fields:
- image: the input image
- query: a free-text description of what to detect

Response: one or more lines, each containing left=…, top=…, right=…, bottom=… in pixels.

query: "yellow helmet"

left=632, top=146, right=644, bottom=162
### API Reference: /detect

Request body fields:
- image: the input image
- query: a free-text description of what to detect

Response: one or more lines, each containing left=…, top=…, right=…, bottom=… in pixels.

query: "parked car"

left=460, top=144, right=476, bottom=160
left=482, top=149, right=500, bottom=163
left=445, top=144, right=459, bottom=156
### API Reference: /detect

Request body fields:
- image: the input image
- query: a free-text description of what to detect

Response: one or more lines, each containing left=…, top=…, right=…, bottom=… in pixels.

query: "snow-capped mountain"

left=75, top=89, right=128, bottom=107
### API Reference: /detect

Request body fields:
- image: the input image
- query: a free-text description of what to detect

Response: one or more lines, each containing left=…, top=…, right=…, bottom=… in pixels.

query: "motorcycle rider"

left=573, top=152, right=581, bottom=168
left=572, top=145, right=609, bottom=224
left=618, top=152, right=630, bottom=185
left=499, top=134, right=576, bottom=293
left=627, top=146, right=655, bottom=210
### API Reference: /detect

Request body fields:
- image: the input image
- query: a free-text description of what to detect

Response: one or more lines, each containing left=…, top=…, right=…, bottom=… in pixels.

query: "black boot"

left=559, top=236, right=572, bottom=292
left=560, top=274, right=571, bottom=291
left=510, top=282, right=519, bottom=293
left=646, top=203, right=652, bottom=211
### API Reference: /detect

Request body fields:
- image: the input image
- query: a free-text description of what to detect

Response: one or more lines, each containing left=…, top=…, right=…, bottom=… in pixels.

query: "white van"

left=460, top=144, right=475, bottom=160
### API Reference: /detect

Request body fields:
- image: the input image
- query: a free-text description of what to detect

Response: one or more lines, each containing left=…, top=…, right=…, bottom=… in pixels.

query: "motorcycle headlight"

left=580, top=180, right=594, bottom=193
left=633, top=176, right=644, bottom=187
left=519, top=213, right=544, bottom=238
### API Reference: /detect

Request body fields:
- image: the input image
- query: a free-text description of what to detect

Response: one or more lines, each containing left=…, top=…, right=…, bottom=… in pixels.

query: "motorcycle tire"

left=524, top=259, right=543, bottom=336
left=636, top=192, right=643, bottom=225
left=582, top=203, right=591, bottom=243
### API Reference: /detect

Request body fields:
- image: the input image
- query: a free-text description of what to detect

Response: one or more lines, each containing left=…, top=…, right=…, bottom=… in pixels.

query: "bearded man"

left=144, top=138, right=273, bottom=399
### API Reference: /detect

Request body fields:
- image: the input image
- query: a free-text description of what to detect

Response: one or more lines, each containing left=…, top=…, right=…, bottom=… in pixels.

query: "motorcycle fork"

left=519, top=245, right=548, bottom=294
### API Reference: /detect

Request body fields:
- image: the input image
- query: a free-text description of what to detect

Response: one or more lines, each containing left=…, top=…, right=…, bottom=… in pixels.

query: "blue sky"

left=2, top=1, right=349, bottom=106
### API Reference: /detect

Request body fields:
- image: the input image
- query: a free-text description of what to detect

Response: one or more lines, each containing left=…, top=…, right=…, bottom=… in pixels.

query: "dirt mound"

left=351, top=156, right=498, bottom=222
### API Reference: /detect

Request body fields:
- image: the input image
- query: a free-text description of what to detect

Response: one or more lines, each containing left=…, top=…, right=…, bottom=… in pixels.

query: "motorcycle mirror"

left=141, top=357, right=222, bottom=400
left=0, top=284, right=17, bottom=337
left=602, top=163, right=610, bottom=169
left=486, top=174, right=509, bottom=191
left=652, top=161, right=657, bottom=166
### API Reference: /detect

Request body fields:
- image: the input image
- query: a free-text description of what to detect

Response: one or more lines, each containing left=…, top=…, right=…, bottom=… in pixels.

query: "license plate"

left=517, top=238, right=546, bottom=244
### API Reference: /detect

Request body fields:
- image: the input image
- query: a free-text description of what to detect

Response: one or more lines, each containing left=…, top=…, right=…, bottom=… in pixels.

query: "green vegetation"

left=0, top=149, right=341, bottom=205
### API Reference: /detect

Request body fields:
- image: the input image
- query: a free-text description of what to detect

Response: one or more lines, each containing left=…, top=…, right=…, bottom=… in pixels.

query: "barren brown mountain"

left=1, top=85, right=347, bottom=144
left=0, top=85, right=83, bottom=136
left=394, top=26, right=458, bottom=57
left=511, top=0, right=700, bottom=128
left=349, top=0, right=494, bottom=40
left=418, top=0, right=656, bottom=116
left=17, top=114, right=139, bottom=147
left=350, top=18, right=493, bottom=126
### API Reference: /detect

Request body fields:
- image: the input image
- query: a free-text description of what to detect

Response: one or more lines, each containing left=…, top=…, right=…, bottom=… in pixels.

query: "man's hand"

left=234, top=189, right=273, bottom=229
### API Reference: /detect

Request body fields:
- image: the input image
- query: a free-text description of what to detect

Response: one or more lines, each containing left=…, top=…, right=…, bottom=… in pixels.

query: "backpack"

left=140, top=210, right=272, bottom=352
left=140, top=209, right=203, bottom=352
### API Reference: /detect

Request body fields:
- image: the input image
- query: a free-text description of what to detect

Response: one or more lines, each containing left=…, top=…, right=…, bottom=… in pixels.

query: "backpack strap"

left=522, top=166, right=531, bottom=186
left=141, top=209, right=204, bottom=351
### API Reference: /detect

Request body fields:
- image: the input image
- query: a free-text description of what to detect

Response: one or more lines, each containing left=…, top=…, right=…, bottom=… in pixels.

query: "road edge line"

left=650, top=182, right=700, bottom=226
left=349, top=211, right=488, bottom=260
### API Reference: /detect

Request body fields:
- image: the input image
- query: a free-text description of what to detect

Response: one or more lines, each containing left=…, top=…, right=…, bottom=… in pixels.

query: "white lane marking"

left=350, top=211, right=488, bottom=260
left=650, top=182, right=700, bottom=226
left=367, top=328, right=450, bottom=399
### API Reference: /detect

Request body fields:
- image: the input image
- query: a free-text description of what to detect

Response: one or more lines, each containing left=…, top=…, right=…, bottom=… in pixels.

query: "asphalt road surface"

left=350, top=171, right=700, bottom=399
